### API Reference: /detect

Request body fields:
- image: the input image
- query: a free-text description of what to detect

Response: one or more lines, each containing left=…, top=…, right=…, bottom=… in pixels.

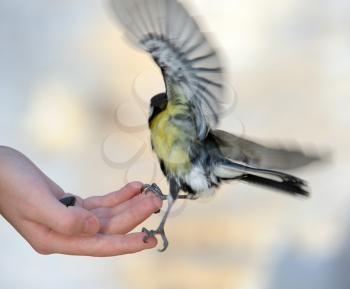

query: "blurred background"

left=0, top=0, right=349, bottom=288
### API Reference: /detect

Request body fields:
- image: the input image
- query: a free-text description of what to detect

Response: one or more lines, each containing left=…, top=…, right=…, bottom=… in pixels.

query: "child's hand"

left=0, top=146, right=162, bottom=256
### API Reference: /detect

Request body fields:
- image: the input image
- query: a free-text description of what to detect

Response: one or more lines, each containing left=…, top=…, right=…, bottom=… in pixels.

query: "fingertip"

left=88, top=182, right=145, bottom=209
left=115, top=181, right=144, bottom=202
left=149, top=195, right=163, bottom=210
left=139, top=232, right=158, bottom=249
left=125, top=181, right=144, bottom=193
left=117, top=232, right=156, bottom=254
left=133, top=231, right=158, bottom=248
left=134, top=194, right=163, bottom=218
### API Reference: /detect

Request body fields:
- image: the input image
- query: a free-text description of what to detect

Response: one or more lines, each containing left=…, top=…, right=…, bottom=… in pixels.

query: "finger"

left=90, top=194, right=160, bottom=230
left=27, top=193, right=100, bottom=237
left=90, top=192, right=148, bottom=219
left=40, top=230, right=157, bottom=256
left=100, top=194, right=162, bottom=234
left=83, top=182, right=144, bottom=210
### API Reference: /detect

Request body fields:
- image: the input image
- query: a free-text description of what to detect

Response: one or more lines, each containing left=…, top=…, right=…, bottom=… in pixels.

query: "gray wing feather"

left=212, top=130, right=321, bottom=170
left=111, top=0, right=224, bottom=139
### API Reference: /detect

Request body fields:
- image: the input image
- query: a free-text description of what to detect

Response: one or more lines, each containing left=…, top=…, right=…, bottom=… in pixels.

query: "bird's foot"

left=143, top=183, right=167, bottom=201
left=142, top=226, right=169, bottom=252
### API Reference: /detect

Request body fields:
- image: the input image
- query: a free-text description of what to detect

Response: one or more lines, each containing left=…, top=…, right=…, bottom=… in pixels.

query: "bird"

left=110, top=0, right=319, bottom=251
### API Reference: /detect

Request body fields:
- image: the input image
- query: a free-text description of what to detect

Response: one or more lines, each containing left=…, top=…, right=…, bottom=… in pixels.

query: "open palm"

left=0, top=146, right=162, bottom=256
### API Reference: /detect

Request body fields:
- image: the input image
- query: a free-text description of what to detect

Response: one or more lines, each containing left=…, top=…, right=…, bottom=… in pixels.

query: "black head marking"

left=149, top=93, right=168, bottom=124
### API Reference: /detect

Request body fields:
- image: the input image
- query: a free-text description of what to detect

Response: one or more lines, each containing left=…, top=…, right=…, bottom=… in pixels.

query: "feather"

left=214, top=160, right=309, bottom=196
left=111, top=0, right=225, bottom=140
left=211, top=130, right=321, bottom=170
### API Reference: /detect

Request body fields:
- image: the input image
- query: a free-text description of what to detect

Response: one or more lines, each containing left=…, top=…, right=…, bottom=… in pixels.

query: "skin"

left=0, top=146, right=162, bottom=256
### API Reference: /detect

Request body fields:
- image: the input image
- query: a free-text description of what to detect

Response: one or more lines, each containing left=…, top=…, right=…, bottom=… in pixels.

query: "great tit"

left=111, top=0, right=319, bottom=251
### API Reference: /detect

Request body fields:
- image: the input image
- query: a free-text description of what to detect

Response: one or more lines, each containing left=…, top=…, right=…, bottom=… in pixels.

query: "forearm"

left=0, top=146, right=17, bottom=215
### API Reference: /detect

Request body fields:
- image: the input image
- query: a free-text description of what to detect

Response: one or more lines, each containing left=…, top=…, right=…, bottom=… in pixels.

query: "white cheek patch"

left=149, top=106, right=154, bottom=118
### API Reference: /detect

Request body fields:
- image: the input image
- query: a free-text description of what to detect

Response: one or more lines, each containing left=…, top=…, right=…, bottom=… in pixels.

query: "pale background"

left=0, top=0, right=349, bottom=289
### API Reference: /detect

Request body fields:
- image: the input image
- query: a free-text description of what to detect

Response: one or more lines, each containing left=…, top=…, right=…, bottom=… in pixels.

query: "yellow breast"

left=150, top=102, right=192, bottom=174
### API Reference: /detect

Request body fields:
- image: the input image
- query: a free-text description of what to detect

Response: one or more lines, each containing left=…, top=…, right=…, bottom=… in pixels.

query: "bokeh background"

left=0, top=0, right=349, bottom=288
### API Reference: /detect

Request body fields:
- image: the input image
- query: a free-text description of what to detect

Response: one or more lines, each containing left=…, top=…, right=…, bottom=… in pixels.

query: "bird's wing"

left=211, top=130, right=321, bottom=170
left=111, top=0, right=225, bottom=139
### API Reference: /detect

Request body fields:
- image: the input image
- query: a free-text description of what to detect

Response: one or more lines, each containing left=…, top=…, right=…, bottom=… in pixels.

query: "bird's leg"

left=143, top=183, right=167, bottom=200
left=143, top=183, right=198, bottom=200
left=142, top=195, right=176, bottom=252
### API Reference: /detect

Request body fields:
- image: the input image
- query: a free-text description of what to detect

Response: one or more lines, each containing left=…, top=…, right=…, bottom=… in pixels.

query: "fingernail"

left=84, top=216, right=98, bottom=235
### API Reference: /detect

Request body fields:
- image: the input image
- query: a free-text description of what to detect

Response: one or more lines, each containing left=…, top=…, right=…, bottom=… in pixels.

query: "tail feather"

left=211, top=130, right=322, bottom=170
left=214, top=160, right=309, bottom=196
left=239, top=174, right=309, bottom=196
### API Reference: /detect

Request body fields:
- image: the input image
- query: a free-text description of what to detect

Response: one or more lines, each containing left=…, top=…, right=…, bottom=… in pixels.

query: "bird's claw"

left=143, top=183, right=167, bottom=201
left=142, top=226, right=169, bottom=252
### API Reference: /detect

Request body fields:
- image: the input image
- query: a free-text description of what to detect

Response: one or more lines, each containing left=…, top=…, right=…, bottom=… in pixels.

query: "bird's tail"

left=214, top=160, right=309, bottom=196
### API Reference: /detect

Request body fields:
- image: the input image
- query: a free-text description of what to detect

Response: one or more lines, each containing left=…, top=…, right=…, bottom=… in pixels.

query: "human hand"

left=0, top=146, right=162, bottom=256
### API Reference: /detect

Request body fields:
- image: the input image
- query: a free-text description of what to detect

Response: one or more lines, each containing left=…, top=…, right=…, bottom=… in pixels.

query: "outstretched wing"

left=111, top=0, right=225, bottom=139
left=211, top=130, right=321, bottom=170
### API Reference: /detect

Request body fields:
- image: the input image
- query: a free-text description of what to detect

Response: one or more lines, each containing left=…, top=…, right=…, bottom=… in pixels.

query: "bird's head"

left=149, top=93, right=168, bottom=125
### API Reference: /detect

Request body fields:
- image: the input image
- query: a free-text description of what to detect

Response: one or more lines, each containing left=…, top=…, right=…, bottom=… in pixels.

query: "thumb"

left=34, top=195, right=100, bottom=236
